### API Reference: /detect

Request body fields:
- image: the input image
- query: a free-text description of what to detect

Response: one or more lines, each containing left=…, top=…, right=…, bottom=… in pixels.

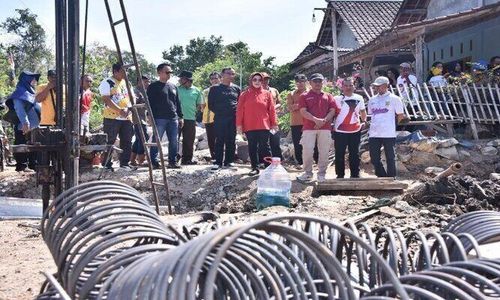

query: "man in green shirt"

left=178, top=70, right=203, bottom=165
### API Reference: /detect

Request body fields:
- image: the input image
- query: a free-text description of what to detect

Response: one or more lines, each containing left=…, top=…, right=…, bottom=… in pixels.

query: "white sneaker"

left=211, top=164, right=222, bottom=171
left=297, top=173, right=313, bottom=182
left=317, top=175, right=326, bottom=183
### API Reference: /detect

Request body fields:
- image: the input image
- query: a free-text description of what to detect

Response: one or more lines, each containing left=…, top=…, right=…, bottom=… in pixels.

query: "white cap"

left=371, top=76, right=390, bottom=86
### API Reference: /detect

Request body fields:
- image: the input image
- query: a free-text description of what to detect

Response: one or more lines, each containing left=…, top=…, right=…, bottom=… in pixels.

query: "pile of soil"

left=402, top=175, right=500, bottom=212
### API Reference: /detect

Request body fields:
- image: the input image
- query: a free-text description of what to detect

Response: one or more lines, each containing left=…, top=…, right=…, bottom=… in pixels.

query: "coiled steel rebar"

left=37, top=181, right=500, bottom=300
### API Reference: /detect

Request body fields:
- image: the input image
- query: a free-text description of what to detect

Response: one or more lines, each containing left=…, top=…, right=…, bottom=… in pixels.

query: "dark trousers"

left=103, top=118, right=133, bottom=167
left=368, top=137, right=396, bottom=177
left=14, top=128, right=36, bottom=171
left=334, top=131, right=361, bottom=178
left=214, top=116, right=236, bottom=166
left=132, top=123, right=149, bottom=155
left=205, top=122, right=216, bottom=159
left=269, top=131, right=282, bottom=159
left=180, top=120, right=196, bottom=163
left=291, top=125, right=303, bottom=164
left=246, top=130, right=271, bottom=169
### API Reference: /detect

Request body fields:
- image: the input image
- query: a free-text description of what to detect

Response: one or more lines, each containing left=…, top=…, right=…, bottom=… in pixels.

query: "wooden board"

left=316, top=178, right=408, bottom=191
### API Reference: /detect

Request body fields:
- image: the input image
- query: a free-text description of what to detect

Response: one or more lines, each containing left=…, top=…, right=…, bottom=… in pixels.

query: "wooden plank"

left=416, top=84, right=431, bottom=119
left=393, top=84, right=411, bottom=117
left=343, top=209, right=380, bottom=224
left=487, top=83, right=500, bottom=123
left=316, top=178, right=408, bottom=191
left=460, top=84, right=479, bottom=140
left=452, top=84, right=467, bottom=120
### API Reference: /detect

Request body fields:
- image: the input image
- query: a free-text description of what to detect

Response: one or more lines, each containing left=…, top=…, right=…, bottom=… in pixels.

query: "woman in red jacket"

left=236, top=72, right=278, bottom=176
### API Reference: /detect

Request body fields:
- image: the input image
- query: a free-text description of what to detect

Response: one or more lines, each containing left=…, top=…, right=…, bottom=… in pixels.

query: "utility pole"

left=313, top=2, right=338, bottom=81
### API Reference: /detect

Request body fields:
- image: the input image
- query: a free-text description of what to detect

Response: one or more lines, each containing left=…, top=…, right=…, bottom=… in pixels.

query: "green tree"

left=162, top=35, right=224, bottom=72
left=0, top=9, right=53, bottom=74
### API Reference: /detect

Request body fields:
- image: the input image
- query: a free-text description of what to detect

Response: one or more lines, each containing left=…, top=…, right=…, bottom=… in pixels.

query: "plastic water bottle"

left=255, top=157, right=292, bottom=210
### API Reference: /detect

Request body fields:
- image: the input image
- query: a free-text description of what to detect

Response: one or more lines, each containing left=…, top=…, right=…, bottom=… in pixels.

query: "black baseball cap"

left=47, top=69, right=56, bottom=77
left=294, top=74, right=307, bottom=81
left=309, top=73, right=325, bottom=81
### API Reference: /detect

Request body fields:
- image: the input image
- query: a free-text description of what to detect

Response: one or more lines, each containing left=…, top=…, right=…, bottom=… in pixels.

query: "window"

left=470, top=39, right=473, bottom=51
left=460, top=43, right=463, bottom=54
left=441, top=49, right=444, bottom=59
left=433, top=51, right=436, bottom=61
left=450, top=46, right=453, bottom=57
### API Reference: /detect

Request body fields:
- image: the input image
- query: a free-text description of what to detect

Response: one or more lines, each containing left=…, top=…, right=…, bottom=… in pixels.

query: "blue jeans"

left=150, top=118, right=178, bottom=165
left=132, top=124, right=149, bottom=155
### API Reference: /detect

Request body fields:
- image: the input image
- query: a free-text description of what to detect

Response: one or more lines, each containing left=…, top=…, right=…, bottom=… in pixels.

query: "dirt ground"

left=0, top=139, right=499, bottom=299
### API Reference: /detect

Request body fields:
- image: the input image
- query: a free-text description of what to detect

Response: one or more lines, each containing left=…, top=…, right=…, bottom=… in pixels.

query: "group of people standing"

left=7, top=61, right=407, bottom=181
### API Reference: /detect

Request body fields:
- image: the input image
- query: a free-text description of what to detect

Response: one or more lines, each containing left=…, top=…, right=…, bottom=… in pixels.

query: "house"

left=292, top=0, right=500, bottom=83
left=290, top=0, right=426, bottom=81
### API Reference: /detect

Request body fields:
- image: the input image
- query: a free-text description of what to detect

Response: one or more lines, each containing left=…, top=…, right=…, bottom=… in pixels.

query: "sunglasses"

left=224, top=72, right=236, bottom=76
left=252, top=78, right=262, bottom=82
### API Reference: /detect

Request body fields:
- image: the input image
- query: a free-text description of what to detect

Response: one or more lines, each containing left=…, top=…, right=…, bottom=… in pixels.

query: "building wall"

left=427, top=0, right=498, bottom=19
left=424, top=17, right=500, bottom=72
left=337, top=20, right=360, bottom=49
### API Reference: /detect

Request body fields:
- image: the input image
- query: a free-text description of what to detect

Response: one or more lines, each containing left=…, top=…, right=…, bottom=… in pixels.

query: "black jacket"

left=147, top=81, right=183, bottom=120
left=207, top=83, right=241, bottom=120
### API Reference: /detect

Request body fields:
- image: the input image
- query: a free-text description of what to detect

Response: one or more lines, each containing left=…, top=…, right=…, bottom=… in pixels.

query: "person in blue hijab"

left=8, top=71, right=41, bottom=171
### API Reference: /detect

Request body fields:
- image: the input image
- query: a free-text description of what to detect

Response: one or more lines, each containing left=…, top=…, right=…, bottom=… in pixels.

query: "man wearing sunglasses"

left=207, top=67, right=241, bottom=170
left=147, top=63, right=184, bottom=169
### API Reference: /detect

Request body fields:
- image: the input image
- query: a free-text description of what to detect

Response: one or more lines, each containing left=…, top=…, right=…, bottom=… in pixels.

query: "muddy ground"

left=0, top=140, right=499, bottom=299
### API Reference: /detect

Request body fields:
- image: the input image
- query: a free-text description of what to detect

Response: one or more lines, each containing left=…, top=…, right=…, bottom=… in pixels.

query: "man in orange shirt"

left=286, top=74, right=308, bottom=166
left=35, top=69, right=58, bottom=126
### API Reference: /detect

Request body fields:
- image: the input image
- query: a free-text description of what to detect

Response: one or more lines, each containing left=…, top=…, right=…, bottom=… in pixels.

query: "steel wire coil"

left=37, top=181, right=500, bottom=300
left=39, top=181, right=180, bottom=299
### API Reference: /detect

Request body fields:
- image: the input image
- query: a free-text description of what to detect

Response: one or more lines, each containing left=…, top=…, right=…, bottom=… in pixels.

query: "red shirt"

left=236, top=87, right=277, bottom=132
left=299, top=90, right=337, bottom=130
left=81, top=89, right=92, bottom=113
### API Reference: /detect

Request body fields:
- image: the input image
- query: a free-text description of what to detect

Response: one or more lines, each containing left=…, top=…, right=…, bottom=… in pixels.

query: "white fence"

left=363, top=83, right=500, bottom=125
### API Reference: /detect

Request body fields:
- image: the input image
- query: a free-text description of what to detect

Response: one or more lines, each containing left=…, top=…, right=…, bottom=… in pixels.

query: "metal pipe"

left=435, top=163, right=462, bottom=180
left=64, top=0, right=80, bottom=190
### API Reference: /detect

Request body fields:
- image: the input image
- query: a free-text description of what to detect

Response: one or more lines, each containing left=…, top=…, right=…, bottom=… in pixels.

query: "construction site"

left=0, top=0, right=500, bottom=299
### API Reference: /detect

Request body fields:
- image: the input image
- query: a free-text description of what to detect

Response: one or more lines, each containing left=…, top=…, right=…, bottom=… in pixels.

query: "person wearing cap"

left=261, top=72, right=282, bottom=160
left=396, top=62, right=419, bottom=111
left=236, top=72, right=278, bottom=176
left=130, top=75, right=151, bottom=166
left=35, top=69, right=59, bottom=126
left=147, top=63, right=183, bottom=169
left=297, top=73, right=337, bottom=183
left=333, top=77, right=367, bottom=178
left=99, top=62, right=134, bottom=170
left=8, top=71, right=41, bottom=171
left=202, top=72, right=221, bottom=160
left=368, top=76, right=406, bottom=178
left=178, top=70, right=203, bottom=165
left=286, top=73, right=308, bottom=166
left=208, top=67, right=241, bottom=170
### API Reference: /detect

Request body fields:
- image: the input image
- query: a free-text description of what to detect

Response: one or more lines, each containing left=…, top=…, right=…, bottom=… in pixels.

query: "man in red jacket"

left=297, top=73, right=337, bottom=183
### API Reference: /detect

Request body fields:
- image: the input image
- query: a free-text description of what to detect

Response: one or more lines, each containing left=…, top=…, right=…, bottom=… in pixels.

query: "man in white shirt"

left=396, top=62, right=418, bottom=111
left=368, top=76, right=406, bottom=178
left=333, top=77, right=367, bottom=178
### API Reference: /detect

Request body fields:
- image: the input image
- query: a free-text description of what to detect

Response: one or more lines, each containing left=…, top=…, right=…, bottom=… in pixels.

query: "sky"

left=0, top=0, right=327, bottom=66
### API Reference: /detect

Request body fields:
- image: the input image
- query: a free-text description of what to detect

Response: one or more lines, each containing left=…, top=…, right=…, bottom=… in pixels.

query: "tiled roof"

left=330, top=0, right=403, bottom=46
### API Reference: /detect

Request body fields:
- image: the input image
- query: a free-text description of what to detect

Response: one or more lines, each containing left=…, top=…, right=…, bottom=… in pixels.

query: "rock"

left=425, top=167, right=444, bottom=175
left=396, top=161, right=408, bottom=173
left=394, top=200, right=417, bottom=214
left=486, top=139, right=500, bottom=147
left=481, top=146, right=498, bottom=156
left=196, top=139, right=209, bottom=150
left=420, top=209, right=430, bottom=215
left=361, top=151, right=371, bottom=164
left=490, top=173, right=500, bottom=181
left=437, top=138, right=459, bottom=148
left=434, top=146, right=459, bottom=160
left=459, top=150, right=471, bottom=158
left=379, top=206, right=406, bottom=218
left=409, top=139, right=440, bottom=153
left=397, top=153, right=412, bottom=163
